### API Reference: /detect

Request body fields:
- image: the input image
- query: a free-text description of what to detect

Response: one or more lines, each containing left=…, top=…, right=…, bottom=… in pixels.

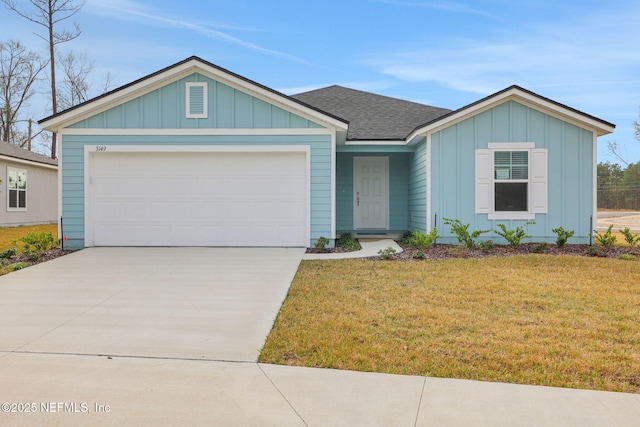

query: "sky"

left=1, top=0, right=639, bottom=164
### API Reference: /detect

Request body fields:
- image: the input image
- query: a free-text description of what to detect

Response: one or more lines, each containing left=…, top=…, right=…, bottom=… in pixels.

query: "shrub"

left=493, top=222, right=535, bottom=247
left=413, top=249, right=427, bottom=260
left=552, top=226, right=574, bottom=248
left=336, top=232, right=360, bottom=251
left=592, top=225, right=617, bottom=248
left=478, top=240, right=495, bottom=252
left=6, top=262, right=29, bottom=271
left=0, top=248, right=16, bottom=259
left=13, top=232, right=57, bottom=254
left=407, top=228, right=439, bottom=248
left=532, top=242, right=549, bottom=253
left=313, top=236, right=330, bottom=252
left=618, top=254, right=638, bottom=261
left=619, top=227, right=640, bottom=248
left=443, top=218, right=490, bottom=248
left=398, top=231, right=414, bottom=245
left=378, top=247, right=396, bottom=260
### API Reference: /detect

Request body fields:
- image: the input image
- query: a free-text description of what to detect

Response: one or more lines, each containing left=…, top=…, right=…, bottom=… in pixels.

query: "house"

left=38, top=56, right=615, bottom=249
left=0, top=141, right=58, bottom=227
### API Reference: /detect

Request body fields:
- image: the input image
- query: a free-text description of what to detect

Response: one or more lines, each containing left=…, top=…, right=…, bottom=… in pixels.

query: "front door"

left=353, top=156, right=389, bottom=230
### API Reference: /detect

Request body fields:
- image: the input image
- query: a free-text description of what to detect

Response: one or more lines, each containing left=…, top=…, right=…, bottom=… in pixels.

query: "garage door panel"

left=89, top=151, right=308, bottom=246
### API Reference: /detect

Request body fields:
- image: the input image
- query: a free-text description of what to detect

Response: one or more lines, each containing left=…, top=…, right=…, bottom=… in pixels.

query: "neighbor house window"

left=7, top=167, right=27, bottom=210
left=186, top=82, right=208, bottom=119
left=475, top=143, right=547, bottom=220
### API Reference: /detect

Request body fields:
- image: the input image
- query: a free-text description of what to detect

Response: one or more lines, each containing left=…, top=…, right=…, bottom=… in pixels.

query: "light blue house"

left=39, top=57, right=615, bottom=249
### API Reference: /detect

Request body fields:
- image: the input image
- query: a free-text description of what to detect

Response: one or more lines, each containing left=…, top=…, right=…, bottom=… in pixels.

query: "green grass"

left=260, top=255, right=640, bottom=393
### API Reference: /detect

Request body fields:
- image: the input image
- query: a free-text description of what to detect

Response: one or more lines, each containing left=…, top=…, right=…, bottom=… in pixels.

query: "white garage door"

left=87, top=150, right=308, bottom=246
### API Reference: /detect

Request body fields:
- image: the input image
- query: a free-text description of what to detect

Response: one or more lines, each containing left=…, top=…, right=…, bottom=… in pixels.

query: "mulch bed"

left=307, top=241, right=639, bottom=261
left=2, top=248, right=75, bottom=268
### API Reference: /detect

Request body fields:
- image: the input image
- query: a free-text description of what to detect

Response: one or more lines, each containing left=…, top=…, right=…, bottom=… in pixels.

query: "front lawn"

left=260, top=255, right=640, bottom=393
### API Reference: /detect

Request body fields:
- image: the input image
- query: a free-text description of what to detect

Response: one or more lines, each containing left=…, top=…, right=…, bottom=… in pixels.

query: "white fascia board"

left=407, top=88, right=615, bottom=140
left=42, top=58, right=347, bottom=133
left=59, top=128, right=335, bottom=136
left=0, top=155, right=58, bottom=170
left=344, top=140, right=407, bottom=146
left=83, top=144, right=311, bottom=154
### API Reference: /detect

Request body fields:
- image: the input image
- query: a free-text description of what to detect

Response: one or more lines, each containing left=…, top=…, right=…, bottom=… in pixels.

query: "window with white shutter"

left=475, top=143, right=547, bottom=220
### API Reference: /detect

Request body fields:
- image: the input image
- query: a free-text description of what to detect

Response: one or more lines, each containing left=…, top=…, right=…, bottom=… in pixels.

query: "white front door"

left=353, top=156, right=389, bottom=230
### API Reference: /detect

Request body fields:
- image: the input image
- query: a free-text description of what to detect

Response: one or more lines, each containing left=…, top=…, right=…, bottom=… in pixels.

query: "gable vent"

left=186, top=82, right=208, bottom=118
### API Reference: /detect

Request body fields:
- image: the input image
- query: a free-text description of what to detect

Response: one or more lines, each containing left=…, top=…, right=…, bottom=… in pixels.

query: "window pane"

left=17, top=172, right=26, bottom=189
left=8, top=171, right=17, bottom=189
left=18, top=190, right=26, bottom=208
left=9, top=189, right=17, bottom=208
left=495, top=182, right=528, bottom=211
left=494, top=151, right=528, bottom=181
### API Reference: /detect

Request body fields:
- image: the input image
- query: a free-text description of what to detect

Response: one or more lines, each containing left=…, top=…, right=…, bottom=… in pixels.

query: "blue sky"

left=2, top=0, right=639, bottom=163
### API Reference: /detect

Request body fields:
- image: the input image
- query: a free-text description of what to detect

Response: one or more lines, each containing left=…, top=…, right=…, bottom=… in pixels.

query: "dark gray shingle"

left=292, top=85, right=452, bottom=141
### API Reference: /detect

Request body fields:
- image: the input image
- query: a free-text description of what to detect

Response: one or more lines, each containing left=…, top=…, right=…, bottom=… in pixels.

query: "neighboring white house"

left=0, top=141, right=58, bottom=227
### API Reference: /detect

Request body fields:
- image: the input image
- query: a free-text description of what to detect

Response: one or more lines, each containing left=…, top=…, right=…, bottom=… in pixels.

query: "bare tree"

left=2, top=0, right=86, bottom=158
left=57, top=50, right=112, bottom=110
left=0, top=40, right=47, bottom=147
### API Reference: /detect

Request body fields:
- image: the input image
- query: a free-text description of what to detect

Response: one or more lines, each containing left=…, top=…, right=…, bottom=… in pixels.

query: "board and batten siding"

left=69, top=74, right=323, bottom=130
left=430, top=100, right=595, bottom=244
left=408, top=139, right=427, bottom=233
left=335, top=151, right=410, bottom=233
left=59, top=72, right=333, bottom=249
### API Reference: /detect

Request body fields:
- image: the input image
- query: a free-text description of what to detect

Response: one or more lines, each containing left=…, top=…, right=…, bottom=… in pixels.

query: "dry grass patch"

left=0, top=224, right=58, bottom=252
left=260, top=255, right=640, bottom=393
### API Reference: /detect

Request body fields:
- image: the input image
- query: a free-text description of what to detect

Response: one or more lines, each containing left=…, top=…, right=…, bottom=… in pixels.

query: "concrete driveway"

left=0, top=247, right=305, bottom=362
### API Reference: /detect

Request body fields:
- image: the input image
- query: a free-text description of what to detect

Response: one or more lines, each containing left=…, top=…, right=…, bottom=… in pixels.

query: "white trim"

left=426, top=135, right=432, bottom=232
left=345, top=140, right=407, bottom=146
left=57, top=132, right=63, bottom=243
left=59, top=127, right=335, bottom=136
left=6, top=166, right=27, bottom=211
left=592, top=132, right=598, bottom=229
left=489, top=212, right=535, bottom=220
left=408, top=89, right=615, bottom=141
left=353, top=156, right=390, bottom=230
left=41, top=58, right=348, bottom=132
left=185, top=82, right=208, bottom=119
left=330, top=131, right=336, bottom=240
left=84, top=144, right=311, bottom=247
left=0, top=155, right=58, bottom=170
left=488, top=142, right=535, bottom=149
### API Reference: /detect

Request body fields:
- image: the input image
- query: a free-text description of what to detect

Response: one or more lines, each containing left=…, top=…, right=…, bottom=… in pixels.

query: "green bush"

left=6, top=262, right=29, bottom=271
left=443, top=218, right=490, bottom=248
left=378, top=246, right=396, bottom=260
left=407, top=228, right=439, bottom=248
left=552, top=226, right=574, bottom=248
left=618, top=254, right=638, bottom=261
left=478, top=240, right=495, bottom=252
left=532, top=241, right=549, bottom=253
left=493, top=222, right=535, bottom=247
left=619, top=227, right=640, bottom=248
left=592, top=225, right=617, bottom=248
left=0, top=248, right=16, bottom=259
left=313, top=236, right=330, bottom=252
left=13, top=232, right=57, bottom=255
left=336, top=232, right=360, bottom=251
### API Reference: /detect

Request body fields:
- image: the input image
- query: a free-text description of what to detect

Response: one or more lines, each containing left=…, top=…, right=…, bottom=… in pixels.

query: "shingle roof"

left=0, top=141, right=58, bottom=166
left=291, top=85, right=452, bottom=141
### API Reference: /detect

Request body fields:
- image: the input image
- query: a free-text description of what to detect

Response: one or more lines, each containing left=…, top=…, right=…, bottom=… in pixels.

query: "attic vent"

left=186, top=82, right=208, bottom=118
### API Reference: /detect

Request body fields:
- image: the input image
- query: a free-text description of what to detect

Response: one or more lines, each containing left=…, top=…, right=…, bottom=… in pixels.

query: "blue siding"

left=336, top=152, right=410, bottom=233
left=431, top=100, right=594, bottom=244
left=69, top=73, right=321, bottom=130
left=408, top=139, right=427, bottom=233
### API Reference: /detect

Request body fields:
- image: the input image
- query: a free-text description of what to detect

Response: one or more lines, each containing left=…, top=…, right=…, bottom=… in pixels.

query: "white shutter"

left=475, top=149, right=492, bottom=213
left=530, top=148, right=548, bottom=213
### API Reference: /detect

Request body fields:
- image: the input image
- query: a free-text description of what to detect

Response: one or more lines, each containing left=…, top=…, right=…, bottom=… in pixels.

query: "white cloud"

left=84, top=0, right=303, bottom=62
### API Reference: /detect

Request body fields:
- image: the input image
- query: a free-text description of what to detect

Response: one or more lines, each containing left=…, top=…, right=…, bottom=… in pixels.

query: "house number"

left=96, top=146, right=107, bottom=151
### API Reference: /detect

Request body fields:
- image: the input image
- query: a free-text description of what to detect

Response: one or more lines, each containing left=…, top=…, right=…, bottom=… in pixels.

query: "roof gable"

left=409, top=85, right=615, bottom=140
left=292, top=85, right=451, bottom=141
left=39, top=56, right=348, bottom=132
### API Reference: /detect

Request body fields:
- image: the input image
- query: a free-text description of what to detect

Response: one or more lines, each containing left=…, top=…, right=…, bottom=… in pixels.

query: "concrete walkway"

left=1, top=247, right=639, bottom=426
left=303, top=238, right=402, bottom=260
